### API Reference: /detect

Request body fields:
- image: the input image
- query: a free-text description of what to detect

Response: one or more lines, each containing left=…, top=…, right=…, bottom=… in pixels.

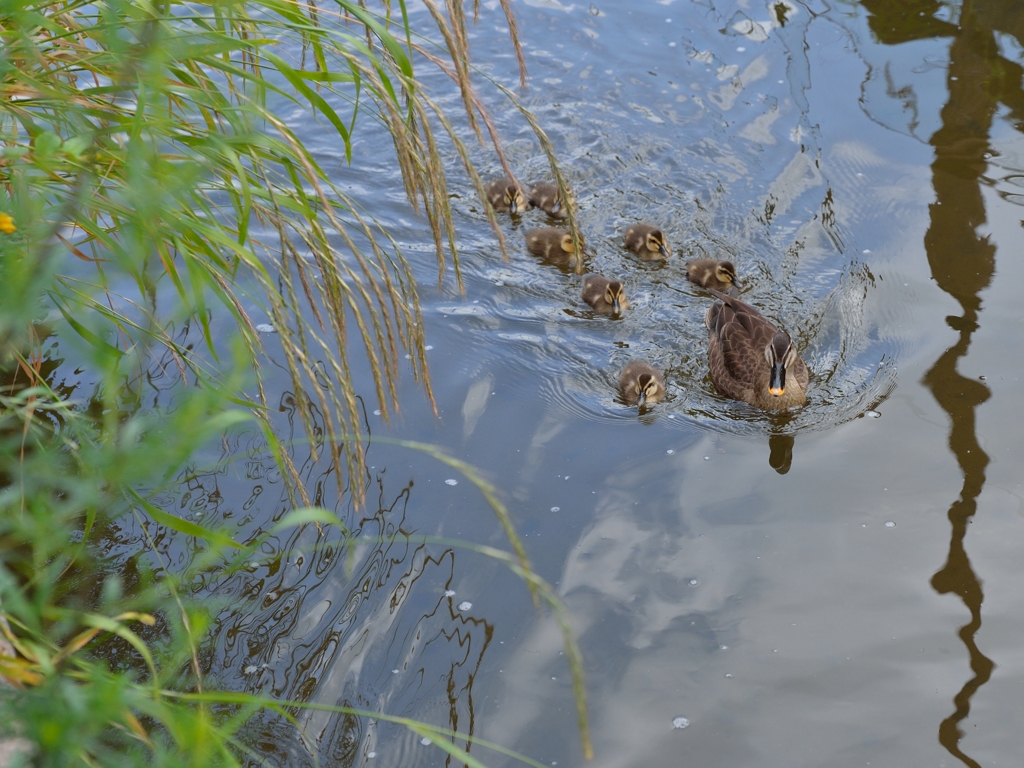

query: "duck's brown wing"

left=791, top=354, right=810, bottom=391
left=707, top=328, right=747, bottom=402
left=707, top=292, right=782, bottom=395
left=709, top=302, right=757, bottom=394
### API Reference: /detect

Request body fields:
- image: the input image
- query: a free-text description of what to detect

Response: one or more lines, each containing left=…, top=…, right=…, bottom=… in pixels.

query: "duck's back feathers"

left=529, top=182, right=571, bottom=218
left=686, top=259, right=738, bottom=292
left=525, top=227, right=583, bottom=266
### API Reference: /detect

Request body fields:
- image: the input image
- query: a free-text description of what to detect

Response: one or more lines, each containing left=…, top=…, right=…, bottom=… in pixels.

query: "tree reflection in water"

left=861, top=0, right=1024, bottom=764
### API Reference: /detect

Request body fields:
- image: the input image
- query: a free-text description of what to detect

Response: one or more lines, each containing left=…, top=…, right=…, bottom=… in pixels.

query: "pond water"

left=98, top=0, right=1024, bottom=766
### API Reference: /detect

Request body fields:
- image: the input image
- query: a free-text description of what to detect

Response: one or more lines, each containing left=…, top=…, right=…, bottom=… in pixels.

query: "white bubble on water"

left=865, top=410, right=880, bottom=418
left=425, top=345, right=434, bottom=351
left=550, top=506, right=561, bottom=512
left=445, top=478, right=458, bottom=486
left=725, top=673, right=732, bottom=678
left=719, top=645, right=728, bottom=650
left=373, top=409, right=381, bottom=416
left=458, top=601, right=473, bottom=611
left=420, top=737, right=432, bottom=746
left=689, top=579, right=698, bottom=586
left=444, top=590, right=456, bottom=597
left=666, top=449, right=675, bottom=455
left=256, top=324, right=277, bottom=334
left=672, top=717, right=690, bottom=729
left=367, top=752, right=376, bottom=759
left=885, top=521, right=896, bottom=528
left=703, top=456, right=710, bottom=461
left=244, top=665, right=259, bottom=675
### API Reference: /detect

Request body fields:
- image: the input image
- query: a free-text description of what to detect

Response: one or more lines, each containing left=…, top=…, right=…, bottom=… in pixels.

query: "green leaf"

left=61, top=135, right=92, bottom=158
left=34, top=131, right=62, bottom=157
left=261, top=52, right=351, bottom=156
left=270, top=507, right=344, bottom=534
left=129, top=489, right=246, bottom=550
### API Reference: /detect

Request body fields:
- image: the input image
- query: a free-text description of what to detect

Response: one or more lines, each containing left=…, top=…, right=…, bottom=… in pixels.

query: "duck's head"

left=646, top=229, right=670, bottom=258
left=559, top=232, right=584, bottom=254
left=505, top=185, right=527, bottom=214
left=635, top=372, right=661, bottom=406
left=715, top=260, right=738, bottom=287
left=605, top=280, right=626, bottom=314
left=765, top=332, right=799, bottom=397
left=553, top=185, right=575, bottom=213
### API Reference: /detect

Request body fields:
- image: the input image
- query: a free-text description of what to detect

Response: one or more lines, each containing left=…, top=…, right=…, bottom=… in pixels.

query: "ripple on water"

left=433, top=241, right=900, bottom=436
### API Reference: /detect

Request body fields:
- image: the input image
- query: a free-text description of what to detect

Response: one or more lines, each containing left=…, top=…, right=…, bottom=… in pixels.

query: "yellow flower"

left=0, top=213, right=14, bottom=235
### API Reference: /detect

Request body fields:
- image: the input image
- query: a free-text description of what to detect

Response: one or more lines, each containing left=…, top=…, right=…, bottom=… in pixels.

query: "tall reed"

left=0, top=0, right=591, bottom=764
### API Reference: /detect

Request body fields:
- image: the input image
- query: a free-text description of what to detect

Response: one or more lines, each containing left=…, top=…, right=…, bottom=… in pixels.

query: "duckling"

left=619, top=361, right=665, bottom=407
left=529, top=182, right=573, bottom=219
left=705, top=288, right=809, bottom=410
left=624, top=223, right=671, bottom=261
left=485, top=178, right=527, bottom=214
left=582, top=274, right=628, bottom=315
left=525, top=227, right=584, bottom=267
left=686, top=259, right=739, bottom=294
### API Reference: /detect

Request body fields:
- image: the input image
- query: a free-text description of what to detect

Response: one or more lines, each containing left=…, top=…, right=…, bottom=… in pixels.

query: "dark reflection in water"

left=862, top=0, right=1024, bottom=764
left=98, top=374, right=495, bottom=766
left=767, top=433, right=794, bottom=475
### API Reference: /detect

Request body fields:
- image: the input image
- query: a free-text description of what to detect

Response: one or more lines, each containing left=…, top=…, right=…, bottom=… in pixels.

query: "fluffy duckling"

left=686, top=259, right=739, bottom=294
left=619, top=361, right=665, bottom=407
left=705, top=288, right=809, bottom=410
left=485, top=178, right=527, bottom=214
left=582, top=274, right=628, bottom=315
left=529, top=182, right=573, bottom=219
left=624, top=223, right=671, bottom=261
left=525, top=227, right=584, bottom=267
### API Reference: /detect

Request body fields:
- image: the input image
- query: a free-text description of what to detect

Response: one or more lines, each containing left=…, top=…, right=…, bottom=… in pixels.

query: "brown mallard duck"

left=704, top=288, right=809, bottom=410
left=582, top=274, right=628, bottom=315
left=686, top=259, right=739, bottom=294
left=525, top=227, right=584, bottom=267
left=624, top=223, right=670, bottom=261
left=485, top=178, right=526, bottom=214
left=618, top=360, right=665, bottom=406
left=528, top=182, right=573, bottom=219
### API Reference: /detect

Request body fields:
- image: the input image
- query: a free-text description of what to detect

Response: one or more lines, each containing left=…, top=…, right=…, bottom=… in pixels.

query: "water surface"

left=93, top=0, right=1024, bottom=765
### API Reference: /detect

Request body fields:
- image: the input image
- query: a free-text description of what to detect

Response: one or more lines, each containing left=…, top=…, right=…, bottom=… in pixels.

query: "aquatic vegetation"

left=0, top=0, right=590, bottom=764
